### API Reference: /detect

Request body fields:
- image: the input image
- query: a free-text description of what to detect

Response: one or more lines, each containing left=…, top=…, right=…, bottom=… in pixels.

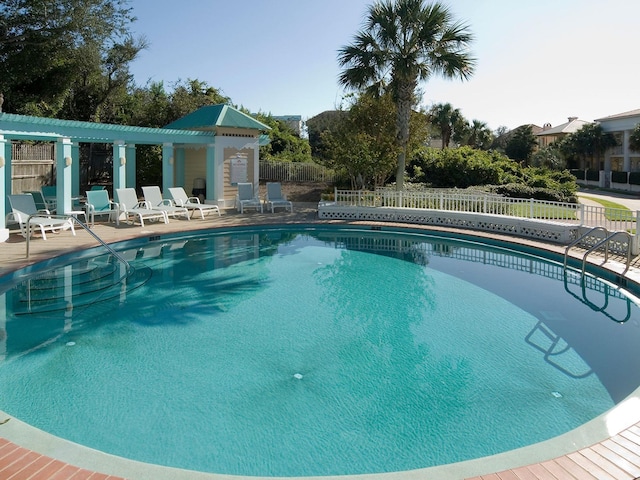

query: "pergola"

left=0, top=105, right=270, bottom=242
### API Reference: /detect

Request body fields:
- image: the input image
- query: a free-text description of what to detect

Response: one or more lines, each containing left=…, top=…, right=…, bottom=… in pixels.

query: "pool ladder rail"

left=14, top=214, right=149, bottom=315
left=24, top=213, right=131, bottom=272
left=563, top=226, right=633, bottom=275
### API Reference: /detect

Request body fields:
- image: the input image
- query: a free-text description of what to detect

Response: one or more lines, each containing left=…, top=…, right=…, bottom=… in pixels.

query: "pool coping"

left=2, top=204, right=640, bottom=479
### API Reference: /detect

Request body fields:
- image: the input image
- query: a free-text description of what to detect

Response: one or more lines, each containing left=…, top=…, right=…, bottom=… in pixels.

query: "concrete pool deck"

left=2, top=200, right=640, bottom=479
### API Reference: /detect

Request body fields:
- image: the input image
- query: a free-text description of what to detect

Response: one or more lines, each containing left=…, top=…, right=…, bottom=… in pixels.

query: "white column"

left=113, top=141, right=127, bottom=189
left=0, top=135, right=9, bottom=242
left=55, top=137, right=73, bottom=215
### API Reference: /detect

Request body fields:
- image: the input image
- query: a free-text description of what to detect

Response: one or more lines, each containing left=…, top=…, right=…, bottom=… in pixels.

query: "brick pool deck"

left=2, top=203, right=640, bottom=480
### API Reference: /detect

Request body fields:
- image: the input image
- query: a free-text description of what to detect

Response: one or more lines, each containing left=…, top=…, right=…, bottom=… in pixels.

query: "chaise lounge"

left=115, top=188, right=168, bottom=227
left=7, top=194, right=75, bottom=240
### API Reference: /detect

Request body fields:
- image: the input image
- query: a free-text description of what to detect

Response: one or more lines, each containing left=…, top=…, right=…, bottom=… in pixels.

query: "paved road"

left=577, top=189, right=640, bottom=211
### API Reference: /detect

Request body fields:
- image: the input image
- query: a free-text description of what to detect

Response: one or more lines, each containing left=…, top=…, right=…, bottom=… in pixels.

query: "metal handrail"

left=581, top=230, right=633, bottom=276
left=25, top=214, right=131, bottom=272
left=563, top=226, right=608, bottom=269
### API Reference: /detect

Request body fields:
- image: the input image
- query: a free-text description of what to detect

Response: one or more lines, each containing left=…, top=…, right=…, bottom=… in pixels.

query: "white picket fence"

left=259, top=161, right=337, bottom=183
left=319, top=188, right=640, bottom=254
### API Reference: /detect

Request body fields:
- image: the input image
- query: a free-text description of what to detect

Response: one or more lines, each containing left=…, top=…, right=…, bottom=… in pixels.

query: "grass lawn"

left=509, top=203, right=578, bottom=219
left=580, top=195, right=636, bottom=222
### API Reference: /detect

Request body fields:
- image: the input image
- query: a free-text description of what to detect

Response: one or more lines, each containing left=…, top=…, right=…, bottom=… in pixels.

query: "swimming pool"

left=1, top=225, right=639, bottom=477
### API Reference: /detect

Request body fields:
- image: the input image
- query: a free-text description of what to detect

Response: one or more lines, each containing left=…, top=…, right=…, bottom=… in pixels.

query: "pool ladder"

left=563, top=226, right=632, bottom=324
left=563, top=226, right=632, bottom=275
left=25, top=214, right=131, bottom=273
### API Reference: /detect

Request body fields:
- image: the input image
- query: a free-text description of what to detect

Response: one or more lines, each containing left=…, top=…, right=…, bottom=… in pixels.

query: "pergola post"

left=113, top=141, right=126, bottom=190
left=0, top=135, right=9, bottom=241
left=162, top=143, right=174, bottom=194
left=55, top=137, right=73, bottom=215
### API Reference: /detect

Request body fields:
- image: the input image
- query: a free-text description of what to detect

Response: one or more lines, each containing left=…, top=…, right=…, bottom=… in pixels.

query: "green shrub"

left=407, top=147, right=579, bottom=203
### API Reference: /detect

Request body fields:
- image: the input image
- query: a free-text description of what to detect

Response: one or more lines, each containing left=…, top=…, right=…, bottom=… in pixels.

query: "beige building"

left=536, top=117, right=589, bottom=148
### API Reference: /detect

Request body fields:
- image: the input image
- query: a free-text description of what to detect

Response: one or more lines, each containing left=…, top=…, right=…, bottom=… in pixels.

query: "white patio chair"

left=168, top=187, right=220, bottom=219
left=235, top=182, right=263, bottom=213
left=142, top=186, right=190, bottom=221
left=265, top=182, right=293, bottom=213
left=7, top=194, right=75, bottom=240
left=85, top=189, right=119, bottom=227
left=115, top=188, right=168, bottom=227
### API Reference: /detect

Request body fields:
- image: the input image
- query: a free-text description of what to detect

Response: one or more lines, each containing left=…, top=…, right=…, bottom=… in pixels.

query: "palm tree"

left=466, top=119, right=494, bottom=150
left=337, top=0, right=475, bottom=189
left=428, top=102, right=465, bottom=148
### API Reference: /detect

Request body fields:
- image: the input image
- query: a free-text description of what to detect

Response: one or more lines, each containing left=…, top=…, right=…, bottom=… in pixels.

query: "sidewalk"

left=577, top=188, right=640, bottom=211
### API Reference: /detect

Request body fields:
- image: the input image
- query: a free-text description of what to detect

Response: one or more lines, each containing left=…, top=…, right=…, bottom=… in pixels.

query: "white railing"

left=328, top=188, right=640, bottom=248
left=259, top=160, right=337, bottom=183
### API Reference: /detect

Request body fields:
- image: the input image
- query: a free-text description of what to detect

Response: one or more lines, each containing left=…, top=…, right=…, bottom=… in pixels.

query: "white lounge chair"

left=265, top=182, right=293, bottom=213
left=167, top=187, right=220, bottom=219
left=115, top=188, right=168, bottom=227
left=142, top=186, right=190, bottom=221
left=85, top=189, right=119, bottom=227
left=235, top=182, right=263, bottom=213
left=7, top=194, right=75, bottom=240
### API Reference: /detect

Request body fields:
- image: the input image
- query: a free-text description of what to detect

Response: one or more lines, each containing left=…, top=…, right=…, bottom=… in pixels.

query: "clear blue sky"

left=127, top=0, right=640, bottom=131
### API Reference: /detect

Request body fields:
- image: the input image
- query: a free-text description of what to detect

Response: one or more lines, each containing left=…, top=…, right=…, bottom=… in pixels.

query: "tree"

left=465, top=119, right=494, bottom=150
left=307, top=110, right=348, bottom=163
left=490, top=125, right=510, bottom=152
left=337, top=0, right=475, bottom=190
left=321, top=92, right=399, bottom=189
left=256, top=114, right=312, bottom=163
left=505, top=125, right=537, bottom=164
left=428, top=102, right=465, bottom=148
left=530, top=144, right=565, bottom=170
left=630, top=123, right=640, bottom=152
left=0, top=0, right=144, bottom=118
left=559, top=123, right=617, bottom=170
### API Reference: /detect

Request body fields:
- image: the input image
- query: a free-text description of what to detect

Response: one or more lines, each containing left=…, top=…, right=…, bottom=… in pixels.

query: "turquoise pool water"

left=0, top=226, right=639, bottom=476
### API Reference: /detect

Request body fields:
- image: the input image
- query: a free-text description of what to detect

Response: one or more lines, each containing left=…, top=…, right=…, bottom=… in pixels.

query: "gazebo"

left=0, top=104, right=270, bottom=242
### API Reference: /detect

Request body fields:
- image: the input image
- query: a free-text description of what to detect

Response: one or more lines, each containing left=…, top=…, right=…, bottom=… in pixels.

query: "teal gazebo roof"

left=163, top=104, right=271, bottom=131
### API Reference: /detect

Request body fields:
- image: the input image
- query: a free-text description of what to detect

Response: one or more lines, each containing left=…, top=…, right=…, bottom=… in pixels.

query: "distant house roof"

left=536, top=117, right=589, bottom=136
left=594, top=109, right=640, bottom=122
left=164, top=104, right=271, bottom=131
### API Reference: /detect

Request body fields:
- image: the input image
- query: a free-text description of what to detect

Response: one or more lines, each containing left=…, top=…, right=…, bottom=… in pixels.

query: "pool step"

left=10, top=258, right=152, bottom=315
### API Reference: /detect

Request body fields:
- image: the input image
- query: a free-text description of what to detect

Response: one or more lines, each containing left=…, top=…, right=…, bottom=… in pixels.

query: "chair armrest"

left=187, top=196, right=201, bottom=204
left=161, top=199, right=174, bottom=206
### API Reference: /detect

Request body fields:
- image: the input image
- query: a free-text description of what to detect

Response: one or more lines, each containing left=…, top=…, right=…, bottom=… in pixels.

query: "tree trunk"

left=395, top=82, right=414, bottom=191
